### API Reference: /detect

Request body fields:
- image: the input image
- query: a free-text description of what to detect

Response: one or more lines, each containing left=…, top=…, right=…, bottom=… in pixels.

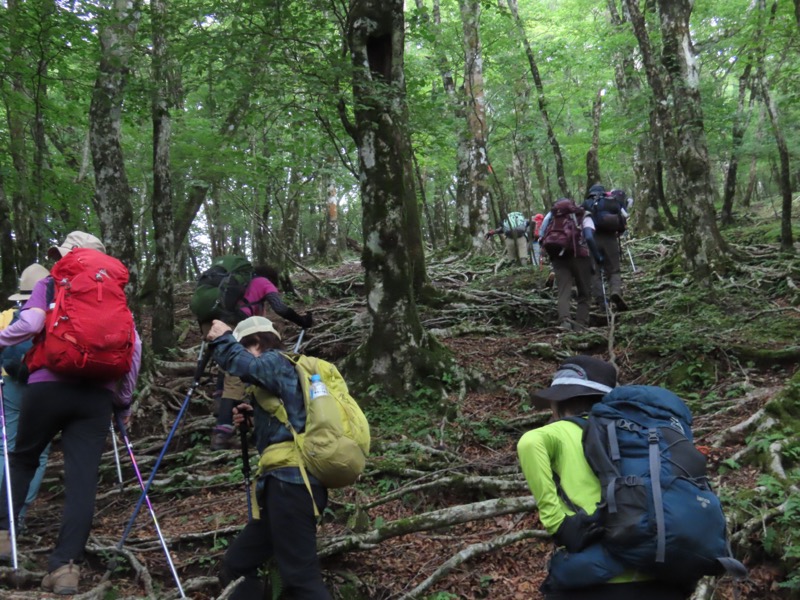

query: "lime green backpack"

left=252, top=354, right=370, bottom=511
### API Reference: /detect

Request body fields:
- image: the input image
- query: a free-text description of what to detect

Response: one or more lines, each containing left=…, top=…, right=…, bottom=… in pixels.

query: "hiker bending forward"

left=517, top=356, right=690, bottom=600
left=207, top=317, right=331, bottom=600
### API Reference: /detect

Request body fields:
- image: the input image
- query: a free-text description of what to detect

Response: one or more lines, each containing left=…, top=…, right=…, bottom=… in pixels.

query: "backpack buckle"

left=648, top=430, right=659, bottom=444
left=617, top=419, right=638, bottom=432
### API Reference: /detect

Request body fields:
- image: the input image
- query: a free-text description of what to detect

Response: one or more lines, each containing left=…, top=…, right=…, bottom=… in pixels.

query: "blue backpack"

left=568, top=385, right=746, bottom=585
left=1, top=310, right=33, bottom=383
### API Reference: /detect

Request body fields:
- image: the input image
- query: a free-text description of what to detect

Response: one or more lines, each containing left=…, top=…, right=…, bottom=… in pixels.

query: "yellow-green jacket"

left=518, top=418, right=651, bottom=586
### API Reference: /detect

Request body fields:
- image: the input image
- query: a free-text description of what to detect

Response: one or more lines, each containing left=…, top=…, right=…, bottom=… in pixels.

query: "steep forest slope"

left=1, top=204, right=799, bottom=600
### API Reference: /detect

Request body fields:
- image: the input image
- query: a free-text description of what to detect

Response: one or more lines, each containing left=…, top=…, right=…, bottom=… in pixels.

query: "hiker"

left=202, top=264, right=314, bottom=450
left=530, top=213, right=545, bottom=266
left=517, top=356, right=691, bottom=599
left=0, top=232, right=141, bottom=595
left=583, top=185, right=629, bottom=312
left=0, top=263, right=52, bottom=532
left=485, top=211, right=530, bottom=265
left=539, top=199, right=603, bottom=331
left=206, top=316, right=331, bottom=600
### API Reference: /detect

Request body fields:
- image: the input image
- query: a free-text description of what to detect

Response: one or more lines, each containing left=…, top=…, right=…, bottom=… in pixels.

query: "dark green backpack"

left=189, top=255, right=254, bottom=324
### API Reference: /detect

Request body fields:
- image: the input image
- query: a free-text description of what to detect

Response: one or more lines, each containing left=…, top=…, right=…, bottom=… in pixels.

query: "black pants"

left=222, top=476, right=330, bottom=600
left=545, top=581, right=690, bottom=600
left=0, top=381, right=113, bottom=571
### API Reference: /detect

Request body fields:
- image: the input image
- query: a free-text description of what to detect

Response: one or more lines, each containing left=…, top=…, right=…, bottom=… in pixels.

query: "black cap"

left=532, top=356, right=617, bottom=407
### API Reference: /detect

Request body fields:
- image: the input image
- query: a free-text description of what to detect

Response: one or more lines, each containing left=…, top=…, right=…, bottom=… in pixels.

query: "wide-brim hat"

left=47, top=231, right=106, bottom=260
left=532, top=355, right=617, bottom=407
left=233, top=316, right=281, bottom=342
left=8, top=263, right=50, bottom=301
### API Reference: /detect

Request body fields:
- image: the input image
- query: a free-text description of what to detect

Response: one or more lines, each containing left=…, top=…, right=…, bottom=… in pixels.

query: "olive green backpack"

left=252, top=354, right=370, bottom=512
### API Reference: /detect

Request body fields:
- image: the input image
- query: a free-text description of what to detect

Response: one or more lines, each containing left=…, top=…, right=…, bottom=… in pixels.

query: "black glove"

left=300, top=311, right=313, bottom=329
left=552, top=510, right=604, bottom=553
left=485, top=231, right=494, bottom=240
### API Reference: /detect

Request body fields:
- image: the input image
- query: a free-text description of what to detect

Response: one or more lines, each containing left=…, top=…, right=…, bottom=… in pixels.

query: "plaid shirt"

left=211, top=332, right=319, bottom=486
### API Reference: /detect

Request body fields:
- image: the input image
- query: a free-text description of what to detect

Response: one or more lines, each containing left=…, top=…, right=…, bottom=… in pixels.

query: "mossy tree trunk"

left=346, top=0, right=452, bottom=397
left=624, top=0, right=729, bottom=283
left=150, top=0, right=176, bottom=356
left=453, top=0, right=492, bottom=254
left=89, top=0, right=142, bottom=303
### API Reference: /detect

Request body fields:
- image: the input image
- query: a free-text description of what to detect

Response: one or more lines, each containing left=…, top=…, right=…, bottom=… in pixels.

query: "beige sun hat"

left=9, top=263, right=50, bottom=302
left=233, top=316, right=282, bottom=342
left=47, top=231, right=106, bottom=260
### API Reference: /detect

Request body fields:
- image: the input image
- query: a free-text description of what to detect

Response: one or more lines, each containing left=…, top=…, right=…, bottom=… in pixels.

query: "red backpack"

left=541, top=199, right=589, bottom=259
left=26, top=248, right=135, bottom=381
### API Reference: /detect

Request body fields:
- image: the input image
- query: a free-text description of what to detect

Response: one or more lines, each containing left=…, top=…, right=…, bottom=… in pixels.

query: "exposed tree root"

left=399, top=528, right=549, bottom=598
left=318, top=496, right=538, bottom=558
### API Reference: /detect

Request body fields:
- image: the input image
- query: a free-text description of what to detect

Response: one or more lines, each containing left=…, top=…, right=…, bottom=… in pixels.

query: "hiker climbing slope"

left=0, top=232, right=142, bottom=595
left=486, top=211, right=530, bottom=265
left=539, top=199, right=603, bottom=331
left=583, top=185, right=629, bottom=311
left=190, top=259, right=313, bottom=450
left=206, top=317, right=332, bottom=600
left=0, top=263, right=53, bottom=532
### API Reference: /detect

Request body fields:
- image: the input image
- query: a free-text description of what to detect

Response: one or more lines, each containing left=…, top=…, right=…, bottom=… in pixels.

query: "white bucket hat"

left=233, top=316, right=281, bottom=342
left=9, top=263, right=50, bottom=301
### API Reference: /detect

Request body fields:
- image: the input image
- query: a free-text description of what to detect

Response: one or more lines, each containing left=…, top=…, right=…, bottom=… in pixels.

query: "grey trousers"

left=552, top=256, right=593, bottom=325
left=590, top=232, right=622, bottom=301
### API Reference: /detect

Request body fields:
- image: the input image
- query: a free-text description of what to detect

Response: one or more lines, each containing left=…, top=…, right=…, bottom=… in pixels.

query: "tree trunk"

left=506, top=0, right=569, bottom=198
left=757, top=73, right=793, bottom=251
left=346, top=0, right=451, bottom=397
left=150, top=0, right=176, bottom=355
left=624, top=0, right=729, bottom=282
left=5, top=0, right=37, bottom=269
left=425, top=0, right=487, bottom=254
left=89, top=0, right=142, bottom=299
left=585, top=88, right=603, bottom=195
left=414, top=153, right=438, bottom=250
left=454, top=0, right=492, bottom=255
left=753, top=0, right=793, bottom=252
left=720, top=64, right=753, bottom=226
left=0, top=174, right=18, bottom=300
left=530, top=148, right=550, bottom=210
left=139, top=183, right=208, bottom=300
left=609, top=0, right=662, bottom=233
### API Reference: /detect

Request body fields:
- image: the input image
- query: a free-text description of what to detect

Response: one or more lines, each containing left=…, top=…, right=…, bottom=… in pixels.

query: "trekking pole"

left=620, top=236, right=636, bottom=273
left=116, top=340, right=211, bottom=552
left=0, top=377, right=18, bottom=572
left=293, top=329, right=305, bottom=354
left=114, top=414, right=186, bottom=598
left=599, top=267, right=612, bottom=324
left=239, top=416, right=252, bottom=522
left=109, top=421, right=124, bottom=493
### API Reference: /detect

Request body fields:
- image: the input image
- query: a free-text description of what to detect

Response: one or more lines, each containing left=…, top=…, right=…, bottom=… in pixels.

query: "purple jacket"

left=0, top=277, right=142, bottom=415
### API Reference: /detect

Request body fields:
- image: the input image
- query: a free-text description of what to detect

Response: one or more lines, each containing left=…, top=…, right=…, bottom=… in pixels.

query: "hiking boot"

left=558, top=320, right=573, bottom=331
left=42, top=561, right=80, bottom=595
left=610, top=292, right=629, bottom=312
left=0, top=530, right=10, bottom=561
left=572, top=321, right=590, bottom=332
left=210, top=425, right=237, bottom=451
